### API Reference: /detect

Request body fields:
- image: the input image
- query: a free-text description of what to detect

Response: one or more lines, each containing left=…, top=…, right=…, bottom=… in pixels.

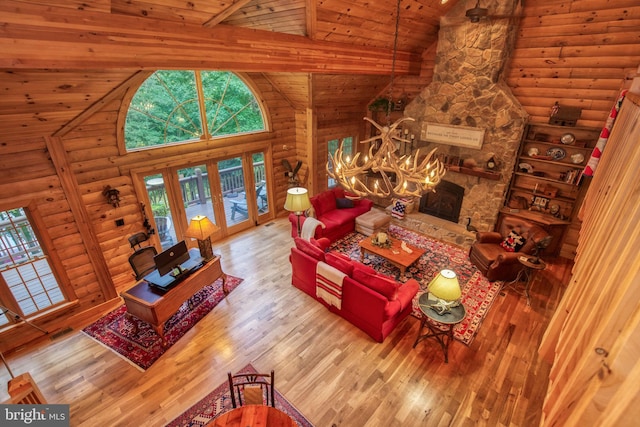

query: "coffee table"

left=358, top=235, right=425, bottom=275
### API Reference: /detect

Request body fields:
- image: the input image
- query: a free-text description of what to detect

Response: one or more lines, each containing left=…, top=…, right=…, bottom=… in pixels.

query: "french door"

left=135, top=150, right=272, bottom=249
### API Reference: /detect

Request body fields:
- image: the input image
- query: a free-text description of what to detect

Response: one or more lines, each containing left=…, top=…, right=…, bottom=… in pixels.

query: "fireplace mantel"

left=445, top=165, right=501, bottom=180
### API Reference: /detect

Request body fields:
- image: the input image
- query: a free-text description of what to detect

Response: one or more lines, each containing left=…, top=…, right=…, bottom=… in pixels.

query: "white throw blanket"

left=316, top=261, right=346, bottom=309
left=301, top=217, right=325, bottom=240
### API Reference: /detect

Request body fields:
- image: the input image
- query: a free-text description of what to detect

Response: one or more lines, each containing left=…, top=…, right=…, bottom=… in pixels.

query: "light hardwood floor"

left=0, top=217, right=570, bottom=426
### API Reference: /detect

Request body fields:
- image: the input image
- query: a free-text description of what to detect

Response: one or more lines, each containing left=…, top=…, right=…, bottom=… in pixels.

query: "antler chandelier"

left=327, top=116, right=445, bottom=198
left=326, top=0, right=445, bottom=199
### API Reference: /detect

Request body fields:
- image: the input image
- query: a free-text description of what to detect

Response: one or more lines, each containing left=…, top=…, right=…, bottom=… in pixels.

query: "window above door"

left=124, top=71, right=267, bottom=152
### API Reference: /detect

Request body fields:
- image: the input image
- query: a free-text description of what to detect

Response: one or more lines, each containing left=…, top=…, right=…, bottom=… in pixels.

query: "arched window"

left=125, top=71, right=265, bottom=151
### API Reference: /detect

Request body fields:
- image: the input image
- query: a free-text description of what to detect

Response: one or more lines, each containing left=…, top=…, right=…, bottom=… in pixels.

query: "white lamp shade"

left=428, top=269, right=461, bottom=301
left=184, top=215, right=219, bottom=240
left=284, top=187, right=311, bottom=214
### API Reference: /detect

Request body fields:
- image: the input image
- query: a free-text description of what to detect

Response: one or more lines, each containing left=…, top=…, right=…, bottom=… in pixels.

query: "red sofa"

left=288, top=187, right=373, bottom=242
left=290, top=237, right=419, bottom=342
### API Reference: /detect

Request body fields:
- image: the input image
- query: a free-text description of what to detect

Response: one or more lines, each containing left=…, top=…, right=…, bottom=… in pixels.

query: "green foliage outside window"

left=125, top=71, right=265, bottom=151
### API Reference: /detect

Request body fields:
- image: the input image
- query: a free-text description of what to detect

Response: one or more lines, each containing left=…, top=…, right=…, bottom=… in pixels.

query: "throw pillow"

left=311, top=237, right=331, bottom=251
left=352, top=263, right=398, bottom=300
left=500, top=230, right=526, bottom=252
left=312, top=191, right=337, bottom=217
left=294, top=237, right=326, bottom=261
left=391, top=200, right=406, bottom=219
left=336, top=197, right=355, bottom=209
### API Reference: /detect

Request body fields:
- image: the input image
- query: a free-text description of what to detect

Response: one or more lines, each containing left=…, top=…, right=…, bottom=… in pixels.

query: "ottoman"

left=356, top=210, right=390, bottom=235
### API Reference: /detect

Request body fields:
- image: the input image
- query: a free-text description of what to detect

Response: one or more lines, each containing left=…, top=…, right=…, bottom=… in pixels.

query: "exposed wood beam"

left=0, top=1, right=420, bottom=74
left=202, top=0, right=253, bottom=28
left=305, top=0, right=317, bottom=40
left=44, top=136, right=117, bottom=302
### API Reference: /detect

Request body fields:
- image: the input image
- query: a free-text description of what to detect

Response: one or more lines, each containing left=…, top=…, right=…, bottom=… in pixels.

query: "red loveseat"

left=290, top=237, right=419, bottom=342
left=288, top=187, right=373, bottom=242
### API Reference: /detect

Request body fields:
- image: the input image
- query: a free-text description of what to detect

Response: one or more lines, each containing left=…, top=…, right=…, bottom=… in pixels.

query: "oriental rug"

left=82, top=275, right=243, bottom=370
left=330, top=224, right=500, bottom=345
left=165, top=363, right=313, bottom=427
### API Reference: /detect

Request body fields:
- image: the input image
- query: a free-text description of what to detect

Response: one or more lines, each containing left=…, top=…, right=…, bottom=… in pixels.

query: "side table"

left=503, top=256, right=546, bottom=305
left=412, top=293, right=466, bottom=363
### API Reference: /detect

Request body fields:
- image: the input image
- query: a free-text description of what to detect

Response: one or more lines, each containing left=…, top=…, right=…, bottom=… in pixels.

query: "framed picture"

left=531, top=196, right=549, bottom=211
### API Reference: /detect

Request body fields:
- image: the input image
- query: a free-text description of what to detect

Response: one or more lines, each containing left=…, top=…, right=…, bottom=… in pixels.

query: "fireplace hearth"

left=419, top=181, right=464, bottom=223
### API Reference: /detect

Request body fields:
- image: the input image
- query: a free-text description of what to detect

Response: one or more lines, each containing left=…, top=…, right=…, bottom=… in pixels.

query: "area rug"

left=166, top=363, right=313, bottom=427
left=82, top=275, right=243, bottom=370
left=330, top=225, right=500, bottom=345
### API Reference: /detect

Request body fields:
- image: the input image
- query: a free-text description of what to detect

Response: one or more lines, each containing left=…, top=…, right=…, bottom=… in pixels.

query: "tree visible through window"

left=125, top=71, right=265, bottom=151
left=0, top=208, right=66, bottom=328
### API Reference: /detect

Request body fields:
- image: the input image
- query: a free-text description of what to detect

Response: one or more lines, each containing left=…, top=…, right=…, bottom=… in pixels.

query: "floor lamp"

left=185, top=215, right=219, bottom=260
left=284, top=187, right=311, bottom=236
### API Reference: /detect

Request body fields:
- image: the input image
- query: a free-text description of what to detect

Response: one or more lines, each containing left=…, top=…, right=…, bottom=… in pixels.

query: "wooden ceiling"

left=0, top=0, right=638, bottom=142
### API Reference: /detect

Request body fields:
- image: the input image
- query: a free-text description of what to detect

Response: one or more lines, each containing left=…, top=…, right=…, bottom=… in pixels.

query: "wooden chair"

left=128, top=246, right=157, bottom=280
left=8, top=373, right=47, bottom=404
left=227, top=370, right=275, bottom=408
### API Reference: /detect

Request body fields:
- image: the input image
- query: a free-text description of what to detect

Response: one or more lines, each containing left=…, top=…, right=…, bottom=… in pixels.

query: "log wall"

left=0, top=72, right=296, bottom=353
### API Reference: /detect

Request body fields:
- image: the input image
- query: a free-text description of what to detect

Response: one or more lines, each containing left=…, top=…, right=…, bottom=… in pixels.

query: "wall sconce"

left=102, top=185, right=121, bottom=207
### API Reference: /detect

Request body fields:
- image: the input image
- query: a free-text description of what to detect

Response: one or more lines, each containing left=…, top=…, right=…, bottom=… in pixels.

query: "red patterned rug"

left=82, top=275, right=243, bottom=370
left=330, top=225, right=500, bottom=345
left=166, top=363, right=313, bottom=427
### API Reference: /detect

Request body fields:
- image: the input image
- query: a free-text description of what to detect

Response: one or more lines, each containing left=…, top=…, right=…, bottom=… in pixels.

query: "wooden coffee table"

left=359, top=236, right=426, bottom=275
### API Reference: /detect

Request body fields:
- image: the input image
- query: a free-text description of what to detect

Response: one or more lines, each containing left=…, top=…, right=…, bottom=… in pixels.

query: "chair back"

left=128, top=232, right=149, bottom=249
left=499, top=216, right=549, bottom=254
left=227, top=370, right=275, bottom=408
left=8, top=373, right=46, bottom=404
left=128, top=246, right=157, bottom=280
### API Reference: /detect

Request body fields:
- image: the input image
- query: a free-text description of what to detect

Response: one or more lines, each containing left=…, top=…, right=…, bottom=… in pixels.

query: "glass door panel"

left=144, top=173, right=176, bottom=250
left=177, top=164, right=217, bottom=228
left=218, top=157, right=250, bottom=229
left=252, top=152, right=270, bottom=220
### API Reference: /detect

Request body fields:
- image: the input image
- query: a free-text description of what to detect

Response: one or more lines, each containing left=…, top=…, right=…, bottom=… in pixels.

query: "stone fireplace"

left=397, top=0, right=528, bottom=248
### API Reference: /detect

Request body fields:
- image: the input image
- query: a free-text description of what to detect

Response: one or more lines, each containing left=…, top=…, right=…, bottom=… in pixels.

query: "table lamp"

left=184, top=215, right=219, bottom=260
left=427, top=269, right=461, bottom=315
left=284, top=187, right=311, bottom=236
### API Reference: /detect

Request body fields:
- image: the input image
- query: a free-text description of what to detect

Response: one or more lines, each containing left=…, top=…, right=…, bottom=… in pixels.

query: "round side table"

left=503, top=256, right=546, bottom=305
left=412, top=293, right=466, bottom=363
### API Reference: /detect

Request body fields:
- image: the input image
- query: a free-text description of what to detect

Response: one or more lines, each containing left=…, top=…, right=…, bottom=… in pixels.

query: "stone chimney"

left=403, top=0, right=527, bottom=242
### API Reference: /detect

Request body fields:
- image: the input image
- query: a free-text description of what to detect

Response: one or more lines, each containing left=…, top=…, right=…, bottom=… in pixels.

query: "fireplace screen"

left=419, top=180, right=464, bottom=223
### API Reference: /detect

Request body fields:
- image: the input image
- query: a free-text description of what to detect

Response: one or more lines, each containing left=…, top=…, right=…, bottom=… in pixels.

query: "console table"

left=121, top=252, right=227, bottom=346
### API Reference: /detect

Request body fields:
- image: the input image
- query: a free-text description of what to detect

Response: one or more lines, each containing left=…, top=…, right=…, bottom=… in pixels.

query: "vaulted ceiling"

left=0, top=0, right=638, bottom=142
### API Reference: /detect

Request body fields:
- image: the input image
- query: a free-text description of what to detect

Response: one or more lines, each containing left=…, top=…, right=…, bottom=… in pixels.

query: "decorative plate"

left=547, top=147, right=566, bottom=160
left=527, top=147, right=540, bottom=157
left=571, top=153, right=585, bottom=164
left=550, top=204, right=560, bottom=215
left=561, top=133, right=576, bottom=145
left=518, top=162, right=533, bottom=173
